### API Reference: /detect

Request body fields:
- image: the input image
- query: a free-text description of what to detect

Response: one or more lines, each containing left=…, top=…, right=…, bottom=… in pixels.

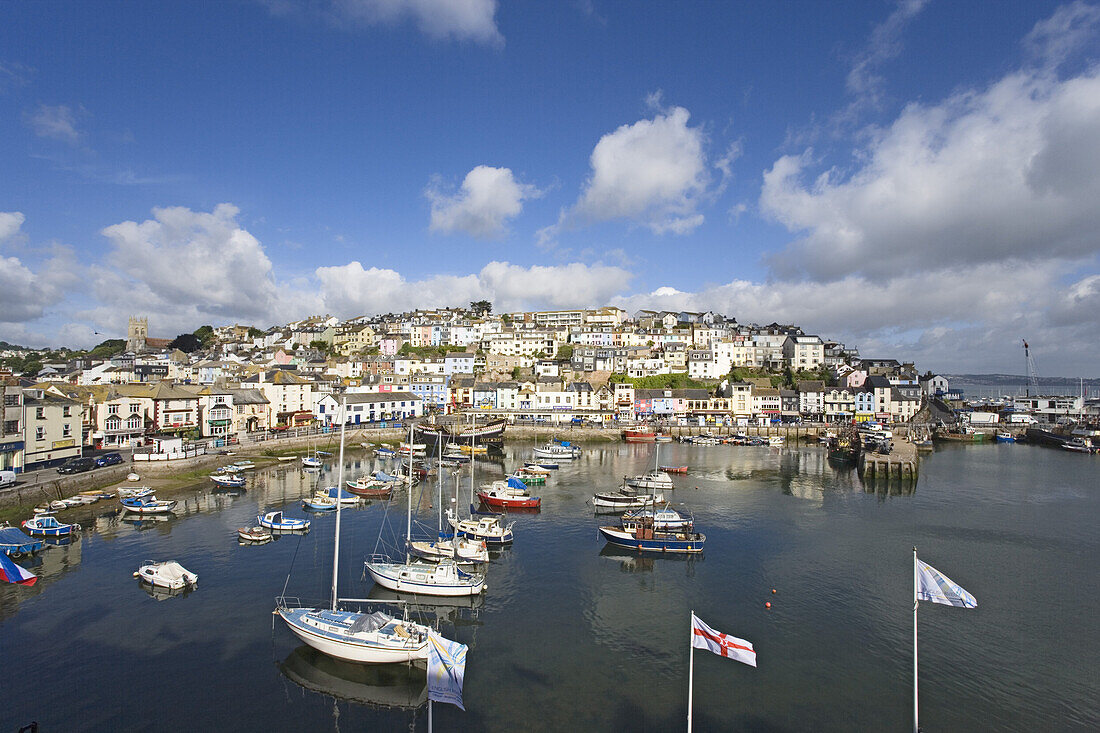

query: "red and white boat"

left=622, top=428, right=656, bottom=443
left=345, top=478, right=394, bottom=499
left=659, top=465, right=688, bottom=474
left=476, top=478, right=541, bottom=509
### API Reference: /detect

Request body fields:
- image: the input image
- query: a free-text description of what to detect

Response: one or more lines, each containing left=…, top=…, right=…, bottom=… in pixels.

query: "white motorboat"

left=134, top=560, right=197, bottom=590
left=592, top=482, right=664, bottom=510
left=532, top=440, right=581, bottom=460
left=277, top=399, right=431, bottom=664
left=625, top=470, right=675, bottom=492
left=622, top=504, right=693, bottom=530
left=447, top=509, right=515, bottom=545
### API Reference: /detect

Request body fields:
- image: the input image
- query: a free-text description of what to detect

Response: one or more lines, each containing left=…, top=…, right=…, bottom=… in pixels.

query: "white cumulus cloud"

left=334, top=0, right=503, bottom=45
left=427, top=165, right=541, bottom=238
left=0, top=212, right=26, bottom=247
left=572, top=106, right=709, bottom=235
left=761, top=65, right=1100, bottom=281
left=93, top=204, right=286, bottom=334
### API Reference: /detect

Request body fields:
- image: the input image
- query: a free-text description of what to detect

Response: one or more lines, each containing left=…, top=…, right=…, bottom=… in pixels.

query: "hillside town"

left=0, top=304, right=990, bottom=473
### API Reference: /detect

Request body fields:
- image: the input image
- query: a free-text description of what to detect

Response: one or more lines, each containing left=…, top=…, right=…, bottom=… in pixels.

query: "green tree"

left=555, top=344, right=573, bottom=359
left=169, top=333, right=203, bottom=352
left=511, top=366, right=522, bottom=380
left=247, top=326, right=263, bottom=338
left=309, top=340, right=332, bottom=355
left=398, top=343, right=413, bottom=355
left=469, top=300, right=492, bottom=316
left=193, top=325, right=215, bottom=345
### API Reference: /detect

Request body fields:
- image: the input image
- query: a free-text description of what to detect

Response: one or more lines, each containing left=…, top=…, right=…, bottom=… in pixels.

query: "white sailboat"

left=277, top=400, right=431, bottom=664
left=624, top=442, right=675, bottom=492
left=408, top=440, right=489, bottom=565
left=364, top=424, right=487, bottom=597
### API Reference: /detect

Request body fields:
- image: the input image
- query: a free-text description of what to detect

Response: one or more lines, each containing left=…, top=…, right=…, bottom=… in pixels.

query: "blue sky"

left=2, top=0, right=1100, bottom=376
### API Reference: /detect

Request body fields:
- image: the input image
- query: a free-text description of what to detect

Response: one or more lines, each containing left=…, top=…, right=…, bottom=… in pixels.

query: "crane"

left=1022, top=339, right=1039, bottom=396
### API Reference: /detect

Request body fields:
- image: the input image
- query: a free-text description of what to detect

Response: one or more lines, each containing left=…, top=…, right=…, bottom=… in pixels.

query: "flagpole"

left=913, top=546, right=919, bottom=733
left=428, top=699, right=433, bottom=733
left=687, top=610, right=694, bottom=733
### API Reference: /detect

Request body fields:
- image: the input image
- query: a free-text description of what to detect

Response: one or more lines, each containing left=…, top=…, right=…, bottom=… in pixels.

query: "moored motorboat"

left=211, top=473, right=246, bottom=488
left=598, top=516, right=705, bottom=554
left=345, top=478, right=394, bottom=499
left=319, top=486, right=360, bottom=505
left=238, top=526, right=273, bottom=542
left=622, top=428, right=656, bottom=443
left=407, top=534, right=489, bottom=565
left=477, top=477, right=541, bottom=509
left=22, top=514, right=80, bottom=537
left=303, top=492, right=338, bottom=511
left=524, top=461, right=558, bottom=470
left=121, top=496, right=177, bottom=513
left=994, top=431, right=1016, bottom=443
left=621, top=504, right=692, bottom=531
left=447, top=509, right=515, bottom=545
left=592, top=483, right=663, bottom=510
left=259, top=511, right=310, bottom=531
left=533, top=440, right=581, bottom=460
left=659, top=465, right=688, bottom=474
left=134, top=560, right=198, bottom=589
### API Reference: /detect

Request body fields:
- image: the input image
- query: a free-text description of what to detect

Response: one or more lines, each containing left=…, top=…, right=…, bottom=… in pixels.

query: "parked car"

left=94, top=451, right=124, bottom=467
left=57, top=457, right=95, bottom=474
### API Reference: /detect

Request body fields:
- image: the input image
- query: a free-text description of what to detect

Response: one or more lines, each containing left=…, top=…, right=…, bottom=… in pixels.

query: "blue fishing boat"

left=0, top=527, right=44, bottom=557
left=212, top=473, right=246, bottom=488
left=376, top=447, right=397, bottom=458
left=598, top=515, right=705, bottom=554
left=22, top=514, right=80, bottom=537
left=994, top=431, right=1016, bottom=443
left=120, top=496, right=177, bottom=513
left=258, top=511, right=310, bottom=531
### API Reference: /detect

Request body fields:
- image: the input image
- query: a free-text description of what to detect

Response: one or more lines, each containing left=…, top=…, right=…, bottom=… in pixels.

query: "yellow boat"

left=459, top=444, right=487, bottom=454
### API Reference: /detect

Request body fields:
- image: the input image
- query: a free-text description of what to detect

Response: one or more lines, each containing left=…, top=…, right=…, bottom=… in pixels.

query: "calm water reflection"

left=1, top=441, right=1096, bottom=731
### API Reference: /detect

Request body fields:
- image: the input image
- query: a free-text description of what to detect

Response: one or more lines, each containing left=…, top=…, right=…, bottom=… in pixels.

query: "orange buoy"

left=765, top=602, right=772, bottom=609
left=771, top=588, right=777, bottom=594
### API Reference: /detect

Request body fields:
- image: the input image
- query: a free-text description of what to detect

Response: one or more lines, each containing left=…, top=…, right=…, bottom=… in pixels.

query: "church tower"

left=127, top=316, right=148, bottom=353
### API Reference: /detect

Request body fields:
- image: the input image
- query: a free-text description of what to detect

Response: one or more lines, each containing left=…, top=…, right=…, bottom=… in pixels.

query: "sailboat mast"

left=406, top=423, right=413, bottom=565
left=331, top=397, right=347, bottom=612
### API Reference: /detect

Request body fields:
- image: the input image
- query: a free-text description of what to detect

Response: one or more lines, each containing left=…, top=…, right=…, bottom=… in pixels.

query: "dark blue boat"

left=0, top=527, right=45, bottom=557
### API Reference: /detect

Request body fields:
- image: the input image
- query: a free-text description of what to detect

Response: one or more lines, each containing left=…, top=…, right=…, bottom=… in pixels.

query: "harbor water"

left=1, top=441, right=1097, bottom=731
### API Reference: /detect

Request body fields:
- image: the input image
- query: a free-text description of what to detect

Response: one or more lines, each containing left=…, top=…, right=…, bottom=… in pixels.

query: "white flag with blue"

left=427, top=628, right=468, bottom=710
left=915, top=556, right=977, bottom=608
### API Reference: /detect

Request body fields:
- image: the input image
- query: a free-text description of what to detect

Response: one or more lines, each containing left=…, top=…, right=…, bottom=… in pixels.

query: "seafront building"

left=0, top=306, right=951, bottom=470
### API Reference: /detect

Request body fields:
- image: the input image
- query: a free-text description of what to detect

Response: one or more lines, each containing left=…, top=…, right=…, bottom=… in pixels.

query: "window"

left=237, top=405, right=244, bottom=414
left=35, top=427, right=45, bottom=440
left=106, top=416, right=121, bottom=431
left=108, top=404, right=119, bottom=415
left=130, top=403, right=140, bottom=413
left=36, top=407, right=44, bottom=420
left=127, top=416, right=141, bottom=430
left=4, top=420, right=18, bottom=433
left=4, top=394, right=18, bottom=407
left=63, top=406, right=71, bottom=417
left=63, top=424, right=71, bottom=437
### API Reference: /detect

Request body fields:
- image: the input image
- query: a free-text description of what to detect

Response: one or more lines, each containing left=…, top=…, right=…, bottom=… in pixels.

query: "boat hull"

left=622, top=429, right=656, bottom=443
left=476, top=490, right=541, bottom=509
left=364, top=562, right=485, bottom=596
left=598, top=526, right=705, bottom=553
left=278, top=608, right=428, bottom=665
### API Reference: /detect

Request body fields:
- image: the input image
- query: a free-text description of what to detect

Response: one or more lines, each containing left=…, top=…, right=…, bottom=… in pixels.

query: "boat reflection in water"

left=365, top=586, right=485, bottom=627
left=597, top=544, right=702, bottom=574
left=279, top=645, right=428, bottom=710
left=139, top=582, right=196, bottom=602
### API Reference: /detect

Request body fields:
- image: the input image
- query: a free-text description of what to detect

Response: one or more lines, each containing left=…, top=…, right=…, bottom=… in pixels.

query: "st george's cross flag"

left=691, top=614, right=756, bottom=667
left=0, top=550, right=37, bottom=586
left=915, top=557, right=977, bottom=608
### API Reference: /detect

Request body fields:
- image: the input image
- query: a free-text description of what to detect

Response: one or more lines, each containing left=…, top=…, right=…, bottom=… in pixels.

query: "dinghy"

left=134, top=560, right=198, bottom=590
